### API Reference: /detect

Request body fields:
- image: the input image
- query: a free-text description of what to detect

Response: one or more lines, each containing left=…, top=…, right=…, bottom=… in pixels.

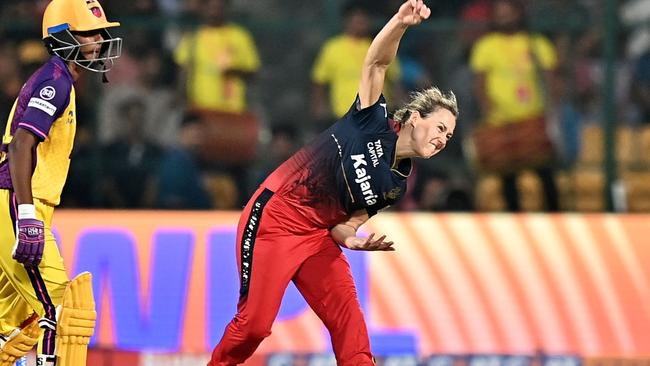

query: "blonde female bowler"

left=0, top=0, right=121, bottom=365
left=208, top=1, right=458, bottom=365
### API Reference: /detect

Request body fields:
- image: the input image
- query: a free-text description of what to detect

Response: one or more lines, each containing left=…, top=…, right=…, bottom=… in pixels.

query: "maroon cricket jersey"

left=262, top=95, right=411, bottom=228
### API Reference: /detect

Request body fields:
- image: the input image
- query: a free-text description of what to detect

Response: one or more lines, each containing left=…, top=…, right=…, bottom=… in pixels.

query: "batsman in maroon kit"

left=209, top=1, right=458, bottom=365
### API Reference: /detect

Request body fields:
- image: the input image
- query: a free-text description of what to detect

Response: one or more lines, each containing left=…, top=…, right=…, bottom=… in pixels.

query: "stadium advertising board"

left=52, top=211, right=650, bottom=357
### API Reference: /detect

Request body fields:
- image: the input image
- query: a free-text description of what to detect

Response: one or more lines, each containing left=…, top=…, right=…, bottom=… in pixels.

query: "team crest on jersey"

left=39, top=86, right=56, bottom=101
left=86, top=0, right=103, bottom=17
left=383, top=187, right=401, bottom=200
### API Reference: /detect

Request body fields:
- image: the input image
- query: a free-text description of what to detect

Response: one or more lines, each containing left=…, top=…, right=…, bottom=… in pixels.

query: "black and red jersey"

left=262, top=95, right=411, bottom=228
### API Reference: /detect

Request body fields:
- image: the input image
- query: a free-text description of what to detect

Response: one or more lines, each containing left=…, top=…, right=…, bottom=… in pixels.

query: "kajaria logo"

left=351, top=154, right=378, bottom=206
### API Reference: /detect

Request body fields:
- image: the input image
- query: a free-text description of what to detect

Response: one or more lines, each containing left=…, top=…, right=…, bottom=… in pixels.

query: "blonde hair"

left=393, top=87, right=458, bottom=126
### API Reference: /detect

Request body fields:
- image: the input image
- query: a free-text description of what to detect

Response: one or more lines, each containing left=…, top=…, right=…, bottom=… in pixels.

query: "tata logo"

left=39, top=86, right=56, bottom=101
left=367, top=139, right=384, bottom=168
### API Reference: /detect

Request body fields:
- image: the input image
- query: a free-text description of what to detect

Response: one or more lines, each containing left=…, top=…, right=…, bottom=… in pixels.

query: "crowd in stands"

left=0, top=0, right=649, bottom=212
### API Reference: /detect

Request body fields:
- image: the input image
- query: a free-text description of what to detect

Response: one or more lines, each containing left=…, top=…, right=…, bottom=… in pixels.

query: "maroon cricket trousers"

left=208, top=187, right=374, bottom=366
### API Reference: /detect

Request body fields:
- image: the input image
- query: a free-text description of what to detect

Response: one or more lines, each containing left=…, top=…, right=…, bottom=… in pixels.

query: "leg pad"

left=55, top=272, right=96, bottom=366
left=0, top=314, right=40, bottom=366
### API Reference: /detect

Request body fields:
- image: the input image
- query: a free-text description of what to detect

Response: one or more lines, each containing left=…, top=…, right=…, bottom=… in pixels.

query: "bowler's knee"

left=229, top=314, right=272, bottom=341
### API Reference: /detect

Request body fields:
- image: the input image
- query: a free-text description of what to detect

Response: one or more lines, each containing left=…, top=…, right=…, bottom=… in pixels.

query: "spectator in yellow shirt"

left=471, top=1, right=557, bottom=126
left=470, top=0, right=559, bottom=211
left=174, top=0, right=260, bottom=113
left=311, top=3, right=401, bottom=123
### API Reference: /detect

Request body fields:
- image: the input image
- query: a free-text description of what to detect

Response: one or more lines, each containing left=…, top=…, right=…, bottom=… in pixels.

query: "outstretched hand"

left=397, top=0, right=431, bottom=26
left=343, top=233, right=395, bottom=251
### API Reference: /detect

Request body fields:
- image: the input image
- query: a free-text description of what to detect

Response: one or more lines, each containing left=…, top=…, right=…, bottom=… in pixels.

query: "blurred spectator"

left=620, top=0, right=650, bottom=59
left=447, top=0, right=490, bottom=133
left=103, top=0, right=161, bottom=18
left=155, top=113, right=212, bottom=209
left=60, top=125, right=98, bottom=208
left=398, top=42, right=434, bottom=92
left=631, top=50, right=650, bottom=123
left=157, top=0, right=181, bottom=15
left=252, top=124, right=300, bottom=188
left=0, top=1, right=44, bottom=41
left=527, top=0, right=589, bottom=166
left=470, top=0, right=560, bottom=211
left=458, top=0, right=490, bottom=49
left=409, top=166, right=474, bottom=212
left=3, top=0, right=640, bottom=212
left=390, top=161, right=460, bottom=212
left=173, top=0, right=262, bottom=208
left=0, top=42, right=22, bottom=122
left=17, top=39, right=50, bottom=75
left=98, top=48, right=183, bottom=146
left=311, top=2, right=401, bottom=126
left=569, top=20, right=635, bottom=124
left=173, top=0, right=260, bottom=113
left=622, top=0, right=650, bottom=124
left=529, top=0, right=589, bottom=65
left=100, top=99, right=162, bottom=208
left=132, top=0, right=160, bottom=15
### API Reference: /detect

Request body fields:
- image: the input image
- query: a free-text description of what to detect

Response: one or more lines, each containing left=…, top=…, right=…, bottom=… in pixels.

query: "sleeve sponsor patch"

left=39, top=86, right=56, bottom=100
left=28, top=97, right=58, bottom=116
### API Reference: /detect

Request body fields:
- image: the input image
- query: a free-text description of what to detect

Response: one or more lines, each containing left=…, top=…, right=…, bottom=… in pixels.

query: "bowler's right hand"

left=397, top=0, right=432, bottom=26
left=343, top=233, right=395, bottom=251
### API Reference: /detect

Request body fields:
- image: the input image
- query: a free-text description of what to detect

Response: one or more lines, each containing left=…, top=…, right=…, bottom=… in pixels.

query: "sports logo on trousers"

left=26, top=227, right=40, bottom=236
left=39, top=86, right=56, bottom=101
left=239, top=189, right=274, bottom=298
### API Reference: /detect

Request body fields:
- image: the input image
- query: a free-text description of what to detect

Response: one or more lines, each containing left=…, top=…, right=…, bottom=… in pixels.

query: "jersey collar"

left=51, top=56, right=74, bottom=83
left=387, top=119, right=412, bottom=178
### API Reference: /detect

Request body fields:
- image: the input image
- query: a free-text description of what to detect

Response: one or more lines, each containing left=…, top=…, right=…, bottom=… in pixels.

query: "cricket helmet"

left=42, top=0, right=122, bottom=73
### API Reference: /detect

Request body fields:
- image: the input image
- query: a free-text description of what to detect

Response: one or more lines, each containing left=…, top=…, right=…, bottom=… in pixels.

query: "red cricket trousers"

left=208, top=187, right=374, bottom=366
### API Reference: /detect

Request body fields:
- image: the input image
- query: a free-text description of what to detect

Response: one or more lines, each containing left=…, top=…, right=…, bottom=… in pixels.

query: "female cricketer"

left=209, top=1, right=458, bottom=365
left=0, top=0, right=121, bottom=365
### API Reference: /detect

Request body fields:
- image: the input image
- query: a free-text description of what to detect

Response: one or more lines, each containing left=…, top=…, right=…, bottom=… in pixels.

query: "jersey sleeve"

left=19, top=78, right=71, bottom=141
left=348, top=94, right=390, bottom=133
left=366, top=206, right=379, bottom=218
left=232, top=27, right=261, bottom=72
left=533, top=35, right=558, bottom=70
left=469, top=36, right=492, bottom=73
left=173, top=34, right=191, bottom=67
left=311, top=41, right=334, bottom=84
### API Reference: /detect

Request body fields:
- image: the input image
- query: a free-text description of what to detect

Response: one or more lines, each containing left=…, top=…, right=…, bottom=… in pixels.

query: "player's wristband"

left=18, top=204, right=37, bottom=220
